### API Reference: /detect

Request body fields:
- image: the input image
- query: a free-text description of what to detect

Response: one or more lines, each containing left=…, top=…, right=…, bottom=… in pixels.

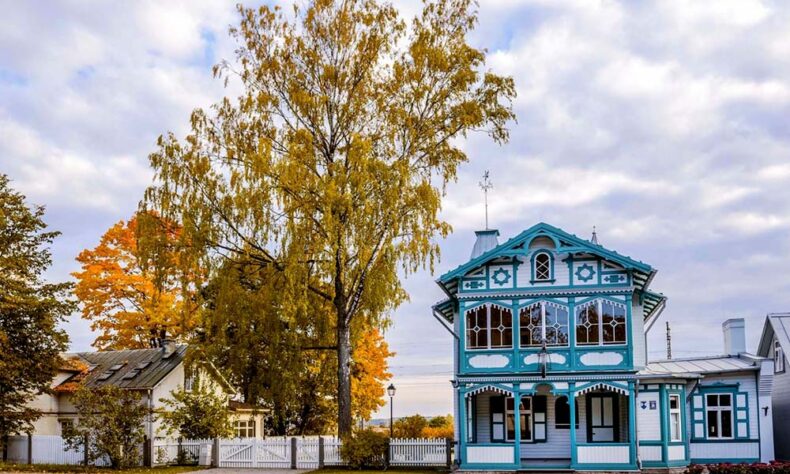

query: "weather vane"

left=479, top=170, right=493, bottom=230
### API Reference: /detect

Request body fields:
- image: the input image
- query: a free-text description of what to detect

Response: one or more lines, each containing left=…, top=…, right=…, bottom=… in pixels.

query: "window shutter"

left=491, top=396, right=505, bottom=442
left=690, top=394, right=705, bottom=440
left=534, top=395, right=547, bottom=441
left=734, top=392, right=749, bottom=439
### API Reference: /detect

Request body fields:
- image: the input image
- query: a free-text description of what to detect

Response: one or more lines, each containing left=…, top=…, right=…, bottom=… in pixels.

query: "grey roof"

left=641, top=354, right=760, bottom=378
left=61, top=345, right=187, bottom=390
left=757, top=313, right=790, bottom=357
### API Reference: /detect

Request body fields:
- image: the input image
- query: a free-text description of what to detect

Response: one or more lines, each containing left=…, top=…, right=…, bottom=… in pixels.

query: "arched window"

left=533, top=252, right=552, bottom=281
left=555, top=396, right=579, bottom=429
left=466, top=304, right=513, bottom=350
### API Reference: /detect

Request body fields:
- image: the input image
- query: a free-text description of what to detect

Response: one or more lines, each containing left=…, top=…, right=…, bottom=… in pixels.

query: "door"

left=588, top=394, right=617, bottom=442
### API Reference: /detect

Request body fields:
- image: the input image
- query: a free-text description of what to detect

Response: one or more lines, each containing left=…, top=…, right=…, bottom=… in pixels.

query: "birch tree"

left=145, top=0, right=515, bottom=435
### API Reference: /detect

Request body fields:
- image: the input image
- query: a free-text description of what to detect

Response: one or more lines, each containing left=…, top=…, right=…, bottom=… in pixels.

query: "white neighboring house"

left=756, top=314, right=790, bottom=461
left=27, top=340, right=266, bottom=440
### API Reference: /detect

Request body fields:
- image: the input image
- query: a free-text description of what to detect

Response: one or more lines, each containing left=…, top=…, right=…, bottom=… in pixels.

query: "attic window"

left=109, top=364, right=124, bottom=371
left=136, top=362, right=151, bottom=370
left=96, top=372, right=113, bottom=381
left=122, top=370, right=140, bottom=380
left=533, top=252, right=552, bottom=281
left=775, top=340, right=785, bottom=374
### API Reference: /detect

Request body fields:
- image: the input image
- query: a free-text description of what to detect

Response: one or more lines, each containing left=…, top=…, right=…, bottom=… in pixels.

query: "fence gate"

left=218, top=438, right=291, bottom=469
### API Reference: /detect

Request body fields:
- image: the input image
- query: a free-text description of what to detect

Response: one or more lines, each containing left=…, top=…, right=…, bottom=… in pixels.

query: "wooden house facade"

left=432, top=223, right=775, bottom=471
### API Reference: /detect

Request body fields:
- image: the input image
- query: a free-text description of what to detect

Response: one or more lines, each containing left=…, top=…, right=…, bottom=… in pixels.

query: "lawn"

left=0, top=464, right=204, bottom=474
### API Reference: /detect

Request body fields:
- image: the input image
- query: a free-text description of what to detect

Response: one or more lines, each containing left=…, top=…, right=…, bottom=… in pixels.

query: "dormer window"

left=532, top=252, right=553, bottom=282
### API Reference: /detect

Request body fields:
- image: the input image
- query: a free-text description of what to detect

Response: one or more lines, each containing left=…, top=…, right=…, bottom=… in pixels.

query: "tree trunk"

left=336, top=317, right=352, bottom=437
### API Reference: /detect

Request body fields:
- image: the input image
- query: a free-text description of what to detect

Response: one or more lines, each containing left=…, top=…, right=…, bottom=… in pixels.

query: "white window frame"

left=465, top=304, right=513, bottom=351
left=234, top=419, right=256, bottom=438
left=669, top=394, right=682, bottom=442
left=533, top=252, right=552, bottom=281
left=505, top=396, right=533, bottom=442
left=705, top=393, right=734, bottom=440
left=575, top=299, right=628, bottom=347
left=775, top=339, right=785, bottom=374
left=519, top=301, right=569, bottom=347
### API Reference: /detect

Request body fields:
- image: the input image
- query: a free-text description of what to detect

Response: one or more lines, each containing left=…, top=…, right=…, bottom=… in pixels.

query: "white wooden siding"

left=577, top=445, right=630, bottom=464
left=637, top=392, right=661, bottom=441
left=772, top=338, right=790, bottom=460
left=467, top=446, right=513, bottom=463
left=668, top=444, right=686, bottom=461
left=631, top=295, right=646, bottom=368
left=639, top=445, right=662, bottom=461
left=514, top=256, right=570, bottom=287
left=690, top=441, right=759, bottom=460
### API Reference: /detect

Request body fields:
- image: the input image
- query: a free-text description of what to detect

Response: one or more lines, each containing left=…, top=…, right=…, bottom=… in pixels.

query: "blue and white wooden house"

left=431, top=223, right=775, bottom=471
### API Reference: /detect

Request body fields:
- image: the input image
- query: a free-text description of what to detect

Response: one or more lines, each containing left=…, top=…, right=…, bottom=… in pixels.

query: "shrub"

left=341, top=429, right=388, bottom=469
left=685, top=464, right=706, bottom=474
left=62, top=385, right=148, bottom=469
left=690, top=462, right=790, bottom=474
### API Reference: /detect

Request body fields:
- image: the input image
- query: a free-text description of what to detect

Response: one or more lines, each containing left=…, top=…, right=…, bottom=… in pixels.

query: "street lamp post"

left=387, top=384, right=396, bottom=438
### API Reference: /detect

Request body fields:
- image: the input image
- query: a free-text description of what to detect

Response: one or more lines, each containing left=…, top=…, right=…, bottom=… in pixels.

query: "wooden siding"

left=769, top=337, right=790, bottom=460
left=690, top=441, right=759, bottom=461
left=467, top=445, right=513, bottom=463
left=637, top=391, right=661, bottom=441
left=577, top=445, right=630, bottom=464
left=632, top=296, right=646, bottom=368
left=640, top=445, right=662, bottom=461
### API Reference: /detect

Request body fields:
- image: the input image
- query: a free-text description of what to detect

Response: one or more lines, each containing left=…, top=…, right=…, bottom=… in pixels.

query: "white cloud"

left=4, top=0, right=790, bottom=417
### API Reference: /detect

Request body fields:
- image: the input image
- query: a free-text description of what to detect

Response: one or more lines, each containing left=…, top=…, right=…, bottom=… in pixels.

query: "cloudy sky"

left=3, top=0, right=790, bottom=419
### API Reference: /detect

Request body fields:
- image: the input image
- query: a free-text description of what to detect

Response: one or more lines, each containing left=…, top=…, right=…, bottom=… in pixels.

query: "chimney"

left=161, top=338, right=177, bottom=358
left=722, top=318, right=746, bottom=356
left=470, top=229, right=499, bottom=259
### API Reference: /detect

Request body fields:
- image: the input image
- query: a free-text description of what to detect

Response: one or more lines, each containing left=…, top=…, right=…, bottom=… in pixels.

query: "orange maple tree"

left=72, top=212, right=198, bottom=350
left=351, top=328, right=394, bottom=421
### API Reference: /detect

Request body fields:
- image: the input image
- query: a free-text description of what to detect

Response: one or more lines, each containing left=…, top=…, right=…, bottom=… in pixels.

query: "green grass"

left=0, top=463, right=205, bottom=474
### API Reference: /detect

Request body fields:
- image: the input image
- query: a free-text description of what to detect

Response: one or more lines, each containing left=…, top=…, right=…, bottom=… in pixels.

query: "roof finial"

left=591, top=225, right=599, bottom=245
left=479, top=170, right=493, bottom=230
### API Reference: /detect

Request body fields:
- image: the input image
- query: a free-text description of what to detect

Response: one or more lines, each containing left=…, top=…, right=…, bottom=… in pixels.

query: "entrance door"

left=588, top=394, right=617, bottom=442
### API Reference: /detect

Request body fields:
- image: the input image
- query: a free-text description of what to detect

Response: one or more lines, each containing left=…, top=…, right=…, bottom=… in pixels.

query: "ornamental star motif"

left=492, top=268, right=511, bottom=286
left=575, top=264, right=595, bottom=282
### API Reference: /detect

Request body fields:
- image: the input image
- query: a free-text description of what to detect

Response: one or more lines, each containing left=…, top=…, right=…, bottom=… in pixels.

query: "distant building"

left=27, top=341, right=266, bottom=439
left=756, top=314, right=790, bottom=460
left=432, top=222, right=774, bottom=471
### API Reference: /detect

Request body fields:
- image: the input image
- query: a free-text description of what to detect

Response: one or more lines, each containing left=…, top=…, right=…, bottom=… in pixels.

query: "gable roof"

left=757, top=313, right=790, bottom=357
left=438, top=222, right=655, bottom=292
left=58, top=345, right=189, bottom=391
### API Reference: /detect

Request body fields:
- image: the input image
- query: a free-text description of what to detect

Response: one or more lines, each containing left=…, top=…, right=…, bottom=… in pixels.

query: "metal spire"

left=479, top=170, right=493, bottom=230
left=591, top=225, right=599, bottom=245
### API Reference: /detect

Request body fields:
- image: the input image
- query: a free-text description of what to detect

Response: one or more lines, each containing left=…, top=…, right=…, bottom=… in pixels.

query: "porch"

left=458, top=380, right=637, bottom=471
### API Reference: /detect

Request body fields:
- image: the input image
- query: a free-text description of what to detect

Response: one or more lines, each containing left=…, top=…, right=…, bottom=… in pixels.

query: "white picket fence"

left=152, top=438, right=213, bottom=466
left=390, top=438, right=448, bottom=466
left=4, top=435, right=110, bottom=466
left=4, top=435, right=450, bottom=468
left=216, top=436, right=448, bottom=468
